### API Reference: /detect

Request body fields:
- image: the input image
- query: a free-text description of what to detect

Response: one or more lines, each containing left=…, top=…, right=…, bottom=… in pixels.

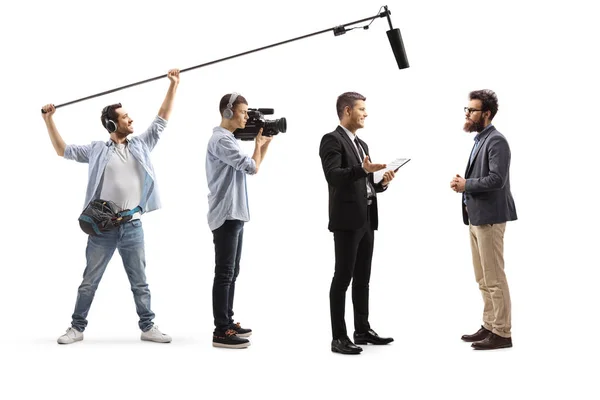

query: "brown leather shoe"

left=471, top=332, right=512, bottom=350
left=461, top=326, right=491, bottom=342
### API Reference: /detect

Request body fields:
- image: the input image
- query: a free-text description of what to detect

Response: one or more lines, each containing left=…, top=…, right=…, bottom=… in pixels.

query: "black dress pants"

left=330, top=209, right=374, bottom=340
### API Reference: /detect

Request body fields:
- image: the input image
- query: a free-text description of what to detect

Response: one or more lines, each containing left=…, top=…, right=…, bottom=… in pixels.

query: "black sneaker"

left=212, top=329, right=250, bottom=349
left=230, top=322, right=252, bottom=338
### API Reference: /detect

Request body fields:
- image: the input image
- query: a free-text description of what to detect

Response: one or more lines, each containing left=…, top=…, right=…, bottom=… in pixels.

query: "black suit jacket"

left=462, top=125, right=518, bottom=226
left=319, top=126, right=387, bottom=231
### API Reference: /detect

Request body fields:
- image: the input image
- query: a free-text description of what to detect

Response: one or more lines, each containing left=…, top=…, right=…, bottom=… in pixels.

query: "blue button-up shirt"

left=63, top=116, right=168, bottom=213
left=206, top=126, right=257, bottom=231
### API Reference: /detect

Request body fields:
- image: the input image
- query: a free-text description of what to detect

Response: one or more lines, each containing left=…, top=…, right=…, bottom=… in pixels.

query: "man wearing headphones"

left=41, top=69, right=180, bottom=345
left=206, top=93, right=273, bottom=349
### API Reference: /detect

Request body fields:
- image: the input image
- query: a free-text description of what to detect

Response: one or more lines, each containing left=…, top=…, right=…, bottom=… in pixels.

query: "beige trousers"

left=469, top=223, right=512, bottom=338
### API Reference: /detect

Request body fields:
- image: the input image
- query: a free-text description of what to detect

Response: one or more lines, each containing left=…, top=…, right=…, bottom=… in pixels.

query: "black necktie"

left=355, top=138, right=375, bottom=197
left=354, top=138, right=365, bottom=161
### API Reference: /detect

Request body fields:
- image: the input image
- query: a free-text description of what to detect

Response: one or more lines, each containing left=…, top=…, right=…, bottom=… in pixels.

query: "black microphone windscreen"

left=387, top=28, right=409, bottom=70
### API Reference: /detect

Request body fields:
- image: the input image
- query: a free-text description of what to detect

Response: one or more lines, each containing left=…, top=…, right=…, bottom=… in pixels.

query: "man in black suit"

left=319, top=92, right=396, bottom=355
left=451, top=89, right=517, bottom=350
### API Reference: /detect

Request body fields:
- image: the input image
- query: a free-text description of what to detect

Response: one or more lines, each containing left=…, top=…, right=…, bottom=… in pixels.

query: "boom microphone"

left=384, top=6, right=409, bottom=69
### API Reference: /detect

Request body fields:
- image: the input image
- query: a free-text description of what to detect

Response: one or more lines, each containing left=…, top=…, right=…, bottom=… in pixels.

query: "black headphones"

left=223, top=93, right=239, bottom=119
left=102, top=103, right=121, bottom=133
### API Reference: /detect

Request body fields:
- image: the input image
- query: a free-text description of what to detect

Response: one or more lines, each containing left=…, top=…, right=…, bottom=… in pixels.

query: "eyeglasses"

left=464, top=107, right=483, bottom=115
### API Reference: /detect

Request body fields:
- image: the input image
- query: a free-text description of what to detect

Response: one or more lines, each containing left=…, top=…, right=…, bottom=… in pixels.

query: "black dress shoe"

left=461, top=326, right=492, bottom=342
left=353, top=329, right=394, bottom=345
left=331, top=337, right=363, bottom=355
left=471, top=332, right=512, bottom=350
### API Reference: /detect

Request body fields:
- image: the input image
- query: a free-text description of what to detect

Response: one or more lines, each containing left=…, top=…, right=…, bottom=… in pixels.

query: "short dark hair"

left=100, top=103, right=122, bottom=131
left=469, top=89, right=499, bottom=120
left=336, top=92, right=366, bottom=119
left=219, top=93, right=248, bottom=117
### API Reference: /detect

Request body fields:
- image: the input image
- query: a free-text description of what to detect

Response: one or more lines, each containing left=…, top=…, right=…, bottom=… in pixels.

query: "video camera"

left=234, top=108, right=287, bottom=141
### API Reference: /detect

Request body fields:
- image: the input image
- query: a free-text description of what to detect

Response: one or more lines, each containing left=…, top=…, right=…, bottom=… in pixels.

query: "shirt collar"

left=340, top=125, right=359, bottom=142
left=213, top=126, right=235, bottom=136
left=106, top=136, right=131, bottom=147
left=475, top=124, right=494, bottom=142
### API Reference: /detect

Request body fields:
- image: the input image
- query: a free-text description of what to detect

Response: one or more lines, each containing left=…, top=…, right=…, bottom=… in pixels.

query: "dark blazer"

left=319, top=126, right=387, bottom=231
left=463, top=125, right=517, bottom=226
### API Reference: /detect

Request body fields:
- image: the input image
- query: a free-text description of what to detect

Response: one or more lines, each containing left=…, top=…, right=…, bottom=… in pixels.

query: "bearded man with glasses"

left=450, top=89, right=517, bottom=350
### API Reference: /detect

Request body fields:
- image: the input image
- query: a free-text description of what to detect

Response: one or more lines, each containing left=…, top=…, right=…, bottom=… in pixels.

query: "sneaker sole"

left=141, top=337, right=172, bottom=343
left=236, top=332, right=252, bottom=338
left=57, top=337, right=83, bottom=345
left=212, top=342, right=251, bottom=349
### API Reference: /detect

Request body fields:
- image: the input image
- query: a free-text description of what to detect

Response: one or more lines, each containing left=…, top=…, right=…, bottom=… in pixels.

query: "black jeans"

left=330, top=210, right=374, bottom=340
left=212, top=219, right=244, bottom=333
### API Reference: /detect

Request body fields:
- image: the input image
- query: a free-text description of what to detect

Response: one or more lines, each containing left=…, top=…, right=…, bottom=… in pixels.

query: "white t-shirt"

left=99, top=141, right=144, bottom=220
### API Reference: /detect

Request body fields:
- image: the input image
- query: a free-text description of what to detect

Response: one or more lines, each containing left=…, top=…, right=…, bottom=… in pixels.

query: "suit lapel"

left=465, top=127, right=494, bottom=176
left=336, top=126, right=362, bottom=164
left=357, top=137, right=369, bottom=158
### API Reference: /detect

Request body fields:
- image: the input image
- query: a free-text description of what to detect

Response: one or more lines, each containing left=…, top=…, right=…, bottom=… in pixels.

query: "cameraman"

left=205, top=93, right=273, bottom=349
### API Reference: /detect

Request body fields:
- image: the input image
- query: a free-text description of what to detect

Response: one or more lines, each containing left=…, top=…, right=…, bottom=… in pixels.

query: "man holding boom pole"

left=41, top=69, right=180, bottom=345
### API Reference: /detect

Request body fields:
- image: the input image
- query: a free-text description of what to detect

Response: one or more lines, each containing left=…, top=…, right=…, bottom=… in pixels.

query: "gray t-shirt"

left=99, top=141, right=144, bottom=219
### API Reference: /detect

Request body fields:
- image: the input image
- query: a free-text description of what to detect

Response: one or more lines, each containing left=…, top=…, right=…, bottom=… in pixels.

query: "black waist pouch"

left=78, top=199, right=140, bottom=236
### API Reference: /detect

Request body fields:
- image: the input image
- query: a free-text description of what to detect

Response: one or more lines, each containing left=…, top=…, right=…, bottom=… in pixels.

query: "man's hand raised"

left=41, top=104, right=56, bottom=120
left=362, top=156, right=386, bottom=173
left=167, top=69, right=180, bottom=85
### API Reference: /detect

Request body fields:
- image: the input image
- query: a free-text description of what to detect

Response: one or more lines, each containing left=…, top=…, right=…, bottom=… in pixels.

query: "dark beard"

left=463, top=118, right=484, bottom=133
left=113, top=128, right=131, bottom=139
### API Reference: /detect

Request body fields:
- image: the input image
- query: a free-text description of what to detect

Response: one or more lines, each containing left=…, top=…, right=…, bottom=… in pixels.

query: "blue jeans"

left=212, top=219, right=244, bottom=333
left=71, top=219, right=155, bottom=332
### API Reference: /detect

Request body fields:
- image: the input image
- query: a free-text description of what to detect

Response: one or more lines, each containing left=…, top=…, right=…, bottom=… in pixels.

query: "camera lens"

left=272, top=117, right=287, bottom=133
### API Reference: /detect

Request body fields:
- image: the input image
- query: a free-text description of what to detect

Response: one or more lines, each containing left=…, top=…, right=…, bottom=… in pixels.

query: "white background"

left=1, top=0, right=599, bottom=398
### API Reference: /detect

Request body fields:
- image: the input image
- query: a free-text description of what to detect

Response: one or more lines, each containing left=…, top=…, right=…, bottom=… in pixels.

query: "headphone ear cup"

left=106, top=119, right=117, bottom=133
left=223, top=92, right=239, bottom=120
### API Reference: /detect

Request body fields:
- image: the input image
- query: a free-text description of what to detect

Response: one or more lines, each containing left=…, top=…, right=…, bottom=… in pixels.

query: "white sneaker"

left=141, top=325, right=172, bottom=343
left=57, top=327, right=84, bottom=344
